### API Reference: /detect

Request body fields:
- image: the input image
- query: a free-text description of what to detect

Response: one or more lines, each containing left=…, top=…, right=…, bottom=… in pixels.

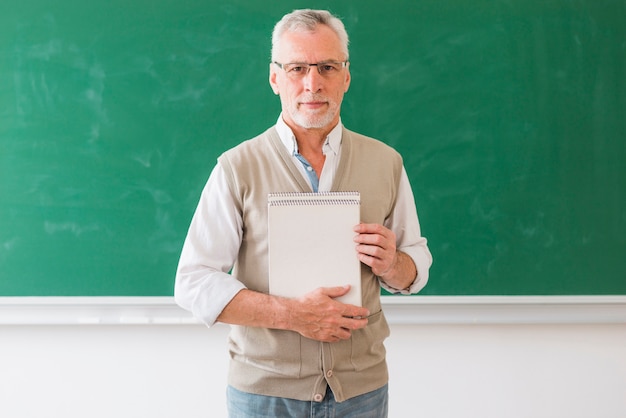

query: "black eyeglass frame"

left=272, top=60, right=349, bottom=76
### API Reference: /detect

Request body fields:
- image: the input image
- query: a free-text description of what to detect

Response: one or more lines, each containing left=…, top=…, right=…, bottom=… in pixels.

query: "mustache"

left=298, top=94, right=329, bottom=102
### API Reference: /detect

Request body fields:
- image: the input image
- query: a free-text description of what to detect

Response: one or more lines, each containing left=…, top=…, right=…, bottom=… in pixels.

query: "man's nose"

left=303, top=66, right=323, bottom=92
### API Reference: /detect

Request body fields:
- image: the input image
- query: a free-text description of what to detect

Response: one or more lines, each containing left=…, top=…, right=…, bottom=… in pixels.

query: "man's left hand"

left=353, top=223, right=397, bottom=277
left=353, top=223, right=418, bottom=291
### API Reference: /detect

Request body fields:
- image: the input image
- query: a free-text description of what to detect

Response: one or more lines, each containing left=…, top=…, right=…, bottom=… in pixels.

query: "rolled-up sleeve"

left=381, top=167, right=433, bottom=295
left=174, top=164, right=246, bottom=326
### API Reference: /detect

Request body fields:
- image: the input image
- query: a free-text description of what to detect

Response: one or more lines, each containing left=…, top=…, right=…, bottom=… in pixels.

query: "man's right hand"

left=217, top=286, right=369, bottom=343
left=290, top=285, right=370, bottom=342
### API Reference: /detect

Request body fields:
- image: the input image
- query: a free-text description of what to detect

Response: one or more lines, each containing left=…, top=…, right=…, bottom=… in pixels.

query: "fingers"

left=318, top=286, right=370, bottom=318
left=354, top=223, right=394, bottom=236
left=317, top=285, right=369, bottom=318
left=320, top=284, right=352, bottom=299
left=353, top=223, right=395, bottom=253
left=353, top=223, right=397, bottom=276
left=317, top=316, right=369, bottom=342
left=294, top=287, right=370, bottom=342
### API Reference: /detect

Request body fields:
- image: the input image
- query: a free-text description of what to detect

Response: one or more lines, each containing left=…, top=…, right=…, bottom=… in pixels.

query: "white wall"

left=1, top=298, right=625, bottom=418
left=387, top=324, right=626, bottom=418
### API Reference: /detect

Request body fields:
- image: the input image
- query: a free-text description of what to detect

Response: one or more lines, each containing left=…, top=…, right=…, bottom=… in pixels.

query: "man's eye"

left=289, top=66, right=305, bottom=72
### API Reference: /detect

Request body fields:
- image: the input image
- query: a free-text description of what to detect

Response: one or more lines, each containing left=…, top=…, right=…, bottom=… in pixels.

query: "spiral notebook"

left=267, top=191, right=362, bottom=306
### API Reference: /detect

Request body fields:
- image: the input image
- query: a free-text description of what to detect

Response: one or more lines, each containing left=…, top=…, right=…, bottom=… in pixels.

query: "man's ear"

left=269, top=64, right=280, bottom=95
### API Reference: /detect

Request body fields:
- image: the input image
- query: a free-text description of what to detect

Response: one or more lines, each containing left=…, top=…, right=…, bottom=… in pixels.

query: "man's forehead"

left=276, top=27, right=345, bottom=61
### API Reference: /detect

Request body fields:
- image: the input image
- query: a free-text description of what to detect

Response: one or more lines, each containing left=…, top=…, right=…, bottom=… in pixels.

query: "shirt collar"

left=275, top=114, right=343, bottom=156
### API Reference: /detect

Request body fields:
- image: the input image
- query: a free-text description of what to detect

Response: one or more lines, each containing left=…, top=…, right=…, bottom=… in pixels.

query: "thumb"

left=320, top=285, right=352, bottom=298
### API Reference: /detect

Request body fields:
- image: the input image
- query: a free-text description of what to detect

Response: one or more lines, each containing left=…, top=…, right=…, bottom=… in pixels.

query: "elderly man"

left=175, top=9, right=432, bottom=417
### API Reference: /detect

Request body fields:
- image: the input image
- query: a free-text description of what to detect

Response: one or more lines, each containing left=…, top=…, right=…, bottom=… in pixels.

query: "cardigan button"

left=313, top=393, right=324, bottom=402
left=326, top=370, right=333, bottom=378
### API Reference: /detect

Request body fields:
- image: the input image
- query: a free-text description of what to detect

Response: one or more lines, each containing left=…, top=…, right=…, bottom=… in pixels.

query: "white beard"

left=291, top=108, right=337, bottom=129
left=285, top=94, right=340, bottom=129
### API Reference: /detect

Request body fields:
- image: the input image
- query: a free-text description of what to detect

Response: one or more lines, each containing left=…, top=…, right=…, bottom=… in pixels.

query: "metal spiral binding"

left=268, top=191, right=360, bottom=206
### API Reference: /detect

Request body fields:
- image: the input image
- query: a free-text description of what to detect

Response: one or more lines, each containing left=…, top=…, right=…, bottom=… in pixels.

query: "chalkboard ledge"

left=1, top=296, right=625, bottom=325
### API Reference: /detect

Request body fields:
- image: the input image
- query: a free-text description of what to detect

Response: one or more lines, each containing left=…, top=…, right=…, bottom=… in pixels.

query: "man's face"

left=269, top=24, right=351, bottom=131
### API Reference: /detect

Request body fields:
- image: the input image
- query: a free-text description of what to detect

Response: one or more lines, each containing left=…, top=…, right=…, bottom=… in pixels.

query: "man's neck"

left=287, top=121, right=338, bottom=155
left=288, top=123, right=337, bottom=179
left=295, top=130, right=328, bottom=155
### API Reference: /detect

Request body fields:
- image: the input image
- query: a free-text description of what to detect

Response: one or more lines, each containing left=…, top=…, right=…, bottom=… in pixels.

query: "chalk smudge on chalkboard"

left=148, top=208, right=180, bottom=254
left=44, top=221, right=100, bottom=237
left=469, top=198, right=498, bottom=222
left=13, top=16, right=109, bottom=129
left=131, top=149, right=162, bottom=169
left=128, top=181, right=173, bottom=205
left=1, top=239, right=18, bottom=253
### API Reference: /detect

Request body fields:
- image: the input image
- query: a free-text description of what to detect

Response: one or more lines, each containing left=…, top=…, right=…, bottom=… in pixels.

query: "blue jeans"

left=226, top=384, right=389, bottom=418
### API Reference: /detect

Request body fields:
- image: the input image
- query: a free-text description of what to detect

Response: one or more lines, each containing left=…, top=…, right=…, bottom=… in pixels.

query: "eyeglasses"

left=273, top=61, right=348, bottom=79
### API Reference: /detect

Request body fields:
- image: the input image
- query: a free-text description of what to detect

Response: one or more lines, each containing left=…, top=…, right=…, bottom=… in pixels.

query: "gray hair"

left=271, top=9, right=349, bottom=61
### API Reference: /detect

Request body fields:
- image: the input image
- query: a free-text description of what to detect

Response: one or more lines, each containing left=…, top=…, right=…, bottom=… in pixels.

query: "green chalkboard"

left=1, top=0, right=625, bottom=296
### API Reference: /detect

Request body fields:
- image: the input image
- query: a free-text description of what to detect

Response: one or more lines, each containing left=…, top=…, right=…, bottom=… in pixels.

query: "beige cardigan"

left=218, top=126, right=403, bottom=402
